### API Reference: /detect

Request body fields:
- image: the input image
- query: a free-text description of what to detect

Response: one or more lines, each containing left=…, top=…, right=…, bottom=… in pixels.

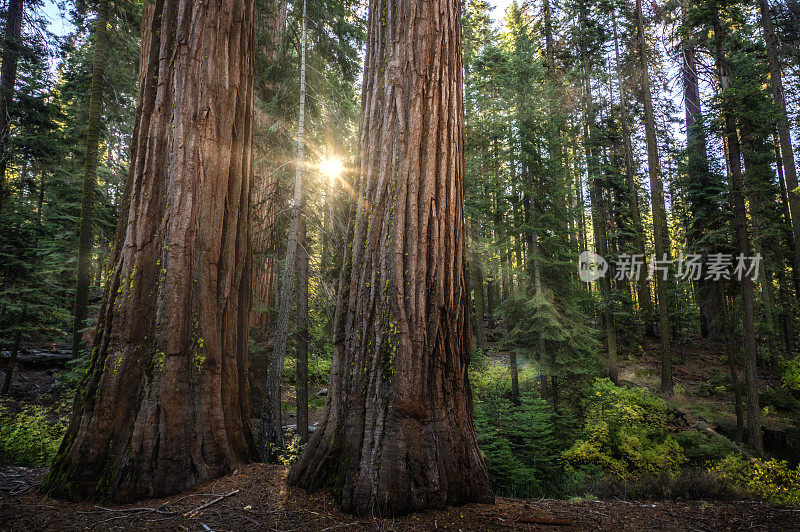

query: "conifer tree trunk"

left=296, top=216, right=309, bottom=444
left=711, top=4, right=762, bottom=455
left=580, top=0, right=617, bottom=382
left=289, top=0, right=493, bottom=515
left=718, top=282, right=744, bottom=443
left=72, top=0, right=109, bottom=358
left=682, top=0, right=720, bottom=340
left=471, top=261, right=486, bottom=350
left=0, top=0, right=23, bottom=210
left=260, top=0, right=308, bottom=460
left=612, top=7, right=652, bottom=333
left=635, top=0, right=672, bottom=395
left=543, top=0, right=555, bottom=73
left=758, top=0, right=800, bottom=298
left=1, top=308, right=24, bottom=395
left=41, top=0, right=257, bottom=501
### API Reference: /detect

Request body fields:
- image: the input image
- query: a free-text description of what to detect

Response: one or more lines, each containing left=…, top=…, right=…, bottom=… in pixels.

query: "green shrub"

left=698, top=372, right=731, bottom=397
left=562, top=378, right=686, bottom=481
left=475, top=394, right=563, bottom=497
left=783, top=357, right=800, bottom=393
left=283, top=355, right=332, bottom=384
left=760, top=384, right=800, bottom=413
left=675, top=430, right=732, bottom=467
left=0, top=401, right=67, bottom=466
left=710, top=455, right=800, bottom=506
left=470, top=360, right=512, bottom=401
left=584, top=467, right=740, bottom=500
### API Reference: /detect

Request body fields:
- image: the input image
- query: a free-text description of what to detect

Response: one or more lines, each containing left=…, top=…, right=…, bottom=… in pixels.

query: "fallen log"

left=0, top=350, right=72, bottom=369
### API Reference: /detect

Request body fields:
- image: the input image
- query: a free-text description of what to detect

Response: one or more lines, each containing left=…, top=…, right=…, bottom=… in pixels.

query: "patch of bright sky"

left=43, top=0, right=72, bottom=38
left=490, top=0, right=514, bottom=27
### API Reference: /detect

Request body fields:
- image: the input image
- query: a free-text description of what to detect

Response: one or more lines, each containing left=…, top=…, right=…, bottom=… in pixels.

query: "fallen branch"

left=183, top=489, right=240, bottom=518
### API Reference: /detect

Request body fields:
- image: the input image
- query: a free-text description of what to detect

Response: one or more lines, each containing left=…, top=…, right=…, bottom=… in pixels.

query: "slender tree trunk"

left=635, top=0, right=672, bottom=395
left=580, top=0, right=617, bottom=382
left=260, top=0, right=308, bottom=461
left=41, top=0, right=257, bottom=501
left=711, top=4, right=762, bottom=455
left=543, top=0, right=555, bottom=73
left=681, top=0, right=719, bottom=341
left=0, top=0, right=23, bottom=210
left=37, top=171, right=44, bottom=224
left=471, top=261, right=486, bottom=351
left=296, top=217, right=309, bottom=444
left=510, top=351, right=520, bottom=406
left=72, top=0, right=109, bottom=359
left=775, top=134, right=799, bottom=266
left=758, top=0, right=800, bottom=299
left=612, top=7, right=652, bottom=333
left=529, top=193, right=549, bottom=392
left=289, top=0, right=493, bottom=515
left=1, top=317, right=23, bottom=395
left=486, top=269, right=496, bottom=329
left=718, top=282, right=744, bottom=443
left=250, top=0, right=287, bottom=337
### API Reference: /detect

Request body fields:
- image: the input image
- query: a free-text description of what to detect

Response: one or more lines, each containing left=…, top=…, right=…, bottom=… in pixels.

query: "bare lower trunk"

left=471, top=261, right=486, bottom=350
left=510, top=351, right=520, bottom=406
left=718, top=282, right=744, bottom=444
left=41, top=0, right=257, bottom=501
left=1, top=325, right=22, bottom=395
left=289, top=0, right=493, bottom=515
left=296, top=217, right=309, bottom=444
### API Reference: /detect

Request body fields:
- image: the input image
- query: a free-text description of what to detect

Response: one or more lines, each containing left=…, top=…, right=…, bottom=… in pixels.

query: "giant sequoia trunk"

left=289, top=0, right=493, bottom=516
left=72, top=0, right=109, bottom=358
left=41, top=0, right=257, bottom=501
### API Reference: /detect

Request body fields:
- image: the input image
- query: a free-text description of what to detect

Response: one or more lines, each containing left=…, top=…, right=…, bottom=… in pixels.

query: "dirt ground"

left=2, top=463, right=798, bottom=531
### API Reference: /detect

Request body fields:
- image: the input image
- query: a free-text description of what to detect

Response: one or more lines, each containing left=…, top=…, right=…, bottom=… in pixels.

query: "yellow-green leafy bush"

left=0, top=401, right=67, bottom=466
left=710, top=455, right=800, bottom=507
left=562, top=378, right=686, bottom=481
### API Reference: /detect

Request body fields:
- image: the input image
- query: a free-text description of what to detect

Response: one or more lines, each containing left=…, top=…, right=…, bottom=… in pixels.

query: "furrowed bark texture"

left=289, top=0, right=493, bottom=516
left=41, top=0, right=257, bottom=501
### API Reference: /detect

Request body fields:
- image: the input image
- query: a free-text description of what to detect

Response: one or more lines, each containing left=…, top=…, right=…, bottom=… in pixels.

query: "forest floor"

left=2, top=463, right=800, bottom=531
left=2, top=338, right=799, bottom=529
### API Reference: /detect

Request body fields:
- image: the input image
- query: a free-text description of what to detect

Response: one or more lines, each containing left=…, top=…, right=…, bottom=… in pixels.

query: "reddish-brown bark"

left=41, top=0, right=257, bottom=502
left=289, top=0, right=493, bottom=516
